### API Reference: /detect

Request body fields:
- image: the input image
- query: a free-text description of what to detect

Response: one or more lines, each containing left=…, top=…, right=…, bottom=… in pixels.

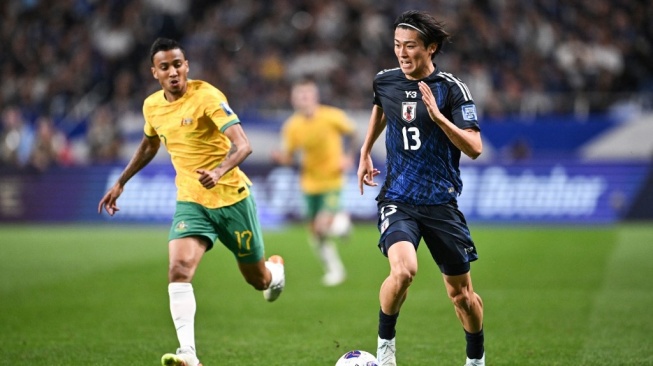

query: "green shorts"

left=304, top=190, right=341, bottom=219
left=169, top=195, right=265, bottom=263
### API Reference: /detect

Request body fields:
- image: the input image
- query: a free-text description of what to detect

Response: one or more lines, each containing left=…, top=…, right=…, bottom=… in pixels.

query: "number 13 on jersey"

left=402, top=126, right=421, bottom=150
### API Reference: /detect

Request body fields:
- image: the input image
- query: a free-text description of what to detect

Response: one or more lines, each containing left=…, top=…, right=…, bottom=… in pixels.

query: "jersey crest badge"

left=402, top=102, right=417, bottom=123
left=174, top=221, right=189, bottom=232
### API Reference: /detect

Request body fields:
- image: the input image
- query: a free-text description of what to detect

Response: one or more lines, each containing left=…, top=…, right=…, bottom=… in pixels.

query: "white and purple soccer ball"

left=335, top=350, right=379, bottom=366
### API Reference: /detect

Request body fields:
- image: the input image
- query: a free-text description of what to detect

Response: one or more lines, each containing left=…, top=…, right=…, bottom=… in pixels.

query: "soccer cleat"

left=464, top=353, right=485, bottom=366
left=263, top=255, right=285, bottom=302
left=322, top=269, right=346, bottom=287
left=377, top=336, right=397, bottom=366
left=161, top=348, right=201, bottom=366
left=317, top=241, right=346, bottom=286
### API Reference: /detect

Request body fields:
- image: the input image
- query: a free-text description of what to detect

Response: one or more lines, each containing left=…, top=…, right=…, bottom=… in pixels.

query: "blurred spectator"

left=0, top=0, right=651, bottom=164
left=28, top=115, right=72, bottom=172
left=0, top=106, right=34, bottom=169
left=459, top=58, right=493, bottom=117
left=86, top=105, right=122, bottom=164
left=90, top=2, right=136, bottom=61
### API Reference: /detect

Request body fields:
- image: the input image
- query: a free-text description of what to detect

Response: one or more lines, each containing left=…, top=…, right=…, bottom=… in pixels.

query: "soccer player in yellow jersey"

left=272, top=78, right=356, bottom=287
left=98, top=38, right=285, bottom=366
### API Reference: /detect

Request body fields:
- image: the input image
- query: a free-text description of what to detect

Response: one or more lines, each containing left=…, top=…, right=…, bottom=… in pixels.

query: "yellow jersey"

left=143, top=80, right=251, bottom=208
left=281, top=105, right=355, bottom=194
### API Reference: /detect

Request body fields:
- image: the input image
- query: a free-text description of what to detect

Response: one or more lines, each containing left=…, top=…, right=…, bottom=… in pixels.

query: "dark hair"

left=292, top=75, right=318, bottom=88
left=394, top=10, right=451, bottom=59
left=149, top=37, right=186, bottom=64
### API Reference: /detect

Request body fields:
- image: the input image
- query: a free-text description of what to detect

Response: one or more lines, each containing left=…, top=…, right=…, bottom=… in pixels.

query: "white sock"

left=317, top=239, right=345, bottom=275
left=168, top=282, right=196, bottom=353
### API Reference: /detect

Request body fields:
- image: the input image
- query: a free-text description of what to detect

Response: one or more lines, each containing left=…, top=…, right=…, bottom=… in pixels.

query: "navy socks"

left=465, top=328, right=484, bottom=359
left=378, top=308, right=399, bottom=340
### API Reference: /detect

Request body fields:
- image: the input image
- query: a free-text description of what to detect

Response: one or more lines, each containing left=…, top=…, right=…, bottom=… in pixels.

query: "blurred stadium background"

left=1, top=0, right=652, bottom=225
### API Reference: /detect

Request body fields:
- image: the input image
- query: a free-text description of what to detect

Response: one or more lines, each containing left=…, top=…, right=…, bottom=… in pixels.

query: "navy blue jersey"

left=373, top=65, right=480, bottom=205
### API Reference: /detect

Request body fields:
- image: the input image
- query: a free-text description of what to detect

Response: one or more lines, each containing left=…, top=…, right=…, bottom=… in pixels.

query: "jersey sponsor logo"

left=405, top=90, right=418, bottom=98
left=462, top=105, right=477, bottom=121
left=180, top=117, right=193, bottom=126
left=402, top=102, right=417, bottom=123
left=221, top=101, right=234, bottom=116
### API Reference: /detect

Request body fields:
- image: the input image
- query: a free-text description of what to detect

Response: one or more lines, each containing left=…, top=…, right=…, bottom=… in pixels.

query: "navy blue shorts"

left=376, top=200, right=478, bottom=276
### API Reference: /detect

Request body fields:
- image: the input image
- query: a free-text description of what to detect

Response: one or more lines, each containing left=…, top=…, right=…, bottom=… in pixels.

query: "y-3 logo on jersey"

left=402, top=102, right=417, bottom=123
left=405, top=91, right=418, bottom=98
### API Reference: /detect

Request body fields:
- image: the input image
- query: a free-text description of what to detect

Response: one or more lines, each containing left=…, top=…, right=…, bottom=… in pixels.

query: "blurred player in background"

left=98, top=37, right=285, bottom=366
left=272, top=77, right=357, bottom=287
left=357, top=10, right=486, bottom=366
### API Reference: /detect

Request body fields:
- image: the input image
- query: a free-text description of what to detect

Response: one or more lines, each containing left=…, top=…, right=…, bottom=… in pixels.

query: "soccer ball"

left=335, top=350, right=379, bottom=366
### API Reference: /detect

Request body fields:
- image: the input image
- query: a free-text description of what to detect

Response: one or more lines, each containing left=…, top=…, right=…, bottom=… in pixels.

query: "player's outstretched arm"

left=98, top=135, right=161, bottom=215
left=341, top=126, right=359, bottom=173
left=358, top=106, right=385, bottom=194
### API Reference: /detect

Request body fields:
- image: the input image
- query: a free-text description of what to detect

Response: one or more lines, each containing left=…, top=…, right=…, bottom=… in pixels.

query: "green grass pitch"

left=1, top=223, right=652, bottom=365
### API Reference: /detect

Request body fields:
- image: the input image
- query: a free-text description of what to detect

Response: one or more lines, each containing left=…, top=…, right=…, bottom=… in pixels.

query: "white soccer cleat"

left=322, top=269, right=346, bottom=287
left=464, top=352, right=485, bottom=366
left=263, top=255, right=285, bottom=302
left=161, top=347, right=201, bottom=366
left=377, top=336, right=397, bottom=366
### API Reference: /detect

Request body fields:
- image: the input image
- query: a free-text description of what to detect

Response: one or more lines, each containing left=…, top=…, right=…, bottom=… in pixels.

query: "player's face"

left=151, top=48, right=189, bottom=101
left=291, top=83, right=319, bottom=115
left=394, top=27, right=436, bottom=80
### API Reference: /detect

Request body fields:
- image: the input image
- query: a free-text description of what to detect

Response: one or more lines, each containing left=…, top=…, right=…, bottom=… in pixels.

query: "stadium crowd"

left=1, top=0, right=652, bottom=170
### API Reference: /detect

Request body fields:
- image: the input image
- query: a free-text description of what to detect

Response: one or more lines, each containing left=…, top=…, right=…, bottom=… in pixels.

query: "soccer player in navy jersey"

left=357, top=10, right=485, bottom=366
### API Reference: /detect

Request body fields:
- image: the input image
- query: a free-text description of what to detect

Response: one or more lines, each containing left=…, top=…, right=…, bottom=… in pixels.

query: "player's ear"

left=429, top=43, right=437, bottom=56
left=151, top=66, right=157, bottom=79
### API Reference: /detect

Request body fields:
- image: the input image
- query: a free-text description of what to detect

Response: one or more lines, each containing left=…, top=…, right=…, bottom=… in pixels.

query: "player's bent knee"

left=168, top=261, right=195, bottom=282
left=391, top=266, right=416, bottom=288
